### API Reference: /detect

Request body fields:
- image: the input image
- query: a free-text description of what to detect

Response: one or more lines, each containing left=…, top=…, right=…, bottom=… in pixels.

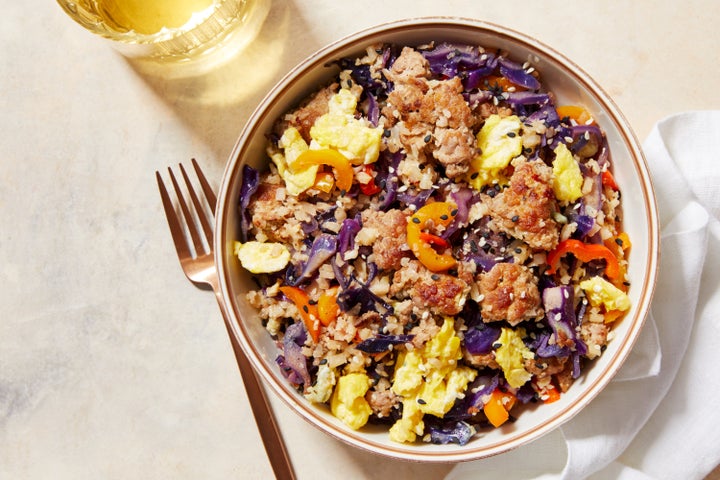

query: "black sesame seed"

left=431, top=274, right=440, bottom=281
left=507, top=132, right=516, bottom=138
left=451, top=209, right=458, bottom=217
left=511, top=215, right=519, bottom=222
left=308, top=299, right=318, bottom=305
left=417, top=398, right=427, bottom=405
left=424, top=134, right=432, bottom=143
left=440, top=214, right=449, bottom=220
left=470, top=172, right=479, bottom=180
left=412, top=217, right=421, bottom=224
left=615, top=238, right=624, bottom=246
left=515, top=247, right=522, bottom=254
left=319, top=358, right=328, bottom=365
left=492, top=342, right=502, bottom=349
left=340, top=189, right=347, bottom=196
left=487, top=188, right=497, bottom=198
left=302, top=305, right=309, bottom=313
left=383, top=128, right=391, bottom=137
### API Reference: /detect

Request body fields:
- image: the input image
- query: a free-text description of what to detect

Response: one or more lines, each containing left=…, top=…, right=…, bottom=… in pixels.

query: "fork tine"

left=180, top=162, right=213, bottom=248
left=168, top=166, right=205, bottom=256
left=192, top=158, right=217, bottom=213
left=156, top=171, right=191, bottom=261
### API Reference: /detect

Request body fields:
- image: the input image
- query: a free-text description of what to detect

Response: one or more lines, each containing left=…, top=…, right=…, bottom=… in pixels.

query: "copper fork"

left=156, top=159, right=295, bottom=480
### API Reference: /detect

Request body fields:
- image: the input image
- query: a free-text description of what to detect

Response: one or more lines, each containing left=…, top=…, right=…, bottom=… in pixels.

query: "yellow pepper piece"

left=406, top=202, right=457, bottom=272
left=294, top=148, right=354, bottom=192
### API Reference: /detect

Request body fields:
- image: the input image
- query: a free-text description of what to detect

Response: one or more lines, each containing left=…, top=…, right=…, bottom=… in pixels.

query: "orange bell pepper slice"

left=556, top=105, right=595, bottom=125
left=483, top=388, right=517, bottom=428
left=294, top=149, right=354, bottom=192
left=406, top=201, right=457, bottom=272
left=279, top=286, right=320, bottom=342
left=317, top=287, right=340, bottom=327
left=604, top=232, right=632, bottom=290
left=483, top=75, right=524, bottom=92
left=601, top=169, right=619, bottom=191
left=543, top=384, right=561, bottom=404
left=546, top=239, right=620, bottom=280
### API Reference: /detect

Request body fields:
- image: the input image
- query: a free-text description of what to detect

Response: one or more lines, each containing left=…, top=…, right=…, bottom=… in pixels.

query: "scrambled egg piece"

left=309, top=88, right=383, bottom=165
left=552, top=143, right=583, bottom=203
left=269, top=127, right=317, bottom=195
left=468, top=114, right=523, bottom=190
left=495, top=327, right=534, bottom=389
left=304, top=363, right=337, bottom=404
left=580, top=276, right=631, bottom=312
left=389, top=317, right=477, bottom=443
left=270, top=88, right=383, bottom=195
left=234, top=240, right=290, bottom=274
left=330, top=372, right=373, bottom=430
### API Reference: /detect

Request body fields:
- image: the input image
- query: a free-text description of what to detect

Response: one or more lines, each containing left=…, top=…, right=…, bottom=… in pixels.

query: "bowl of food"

left=215, top=17, right=659, bottom=462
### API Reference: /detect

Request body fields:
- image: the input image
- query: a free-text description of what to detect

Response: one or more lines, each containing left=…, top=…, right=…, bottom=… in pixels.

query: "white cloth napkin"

left=447, top=111, right=720, bottom=480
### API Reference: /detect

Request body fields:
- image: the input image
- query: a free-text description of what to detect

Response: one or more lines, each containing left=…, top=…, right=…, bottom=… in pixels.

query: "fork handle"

left=212, top=291, right=296, bottom=480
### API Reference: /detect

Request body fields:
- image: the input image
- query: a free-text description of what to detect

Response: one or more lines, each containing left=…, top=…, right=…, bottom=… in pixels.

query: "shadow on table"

left=125, top=0, right=317, bottom=167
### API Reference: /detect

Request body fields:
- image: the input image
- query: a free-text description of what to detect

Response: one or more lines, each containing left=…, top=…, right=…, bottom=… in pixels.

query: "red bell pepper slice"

left=546, top=239, right=620, bottom=280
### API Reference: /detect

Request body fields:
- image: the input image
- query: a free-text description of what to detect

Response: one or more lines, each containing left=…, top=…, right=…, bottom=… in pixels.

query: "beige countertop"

left=2, top=1, right=719, bottom=479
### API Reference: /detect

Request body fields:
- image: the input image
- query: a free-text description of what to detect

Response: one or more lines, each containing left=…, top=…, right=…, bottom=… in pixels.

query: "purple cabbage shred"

left=355, top=334, right=414, bottom=353
left=239, top=165, right=259, bottom=242
left=278, top=322, right=311, bottom=389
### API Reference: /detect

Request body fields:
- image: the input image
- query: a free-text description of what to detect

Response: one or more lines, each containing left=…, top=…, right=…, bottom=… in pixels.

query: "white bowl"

left=215, top=17, right=659, bottom=463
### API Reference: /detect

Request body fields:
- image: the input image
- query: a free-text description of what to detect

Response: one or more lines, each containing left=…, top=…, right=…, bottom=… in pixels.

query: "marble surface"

left=2, top=1, right=719, bottom=479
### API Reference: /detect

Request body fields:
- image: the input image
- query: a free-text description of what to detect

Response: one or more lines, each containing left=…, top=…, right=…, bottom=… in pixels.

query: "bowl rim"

left=215, top=16, right=660, bottom=462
